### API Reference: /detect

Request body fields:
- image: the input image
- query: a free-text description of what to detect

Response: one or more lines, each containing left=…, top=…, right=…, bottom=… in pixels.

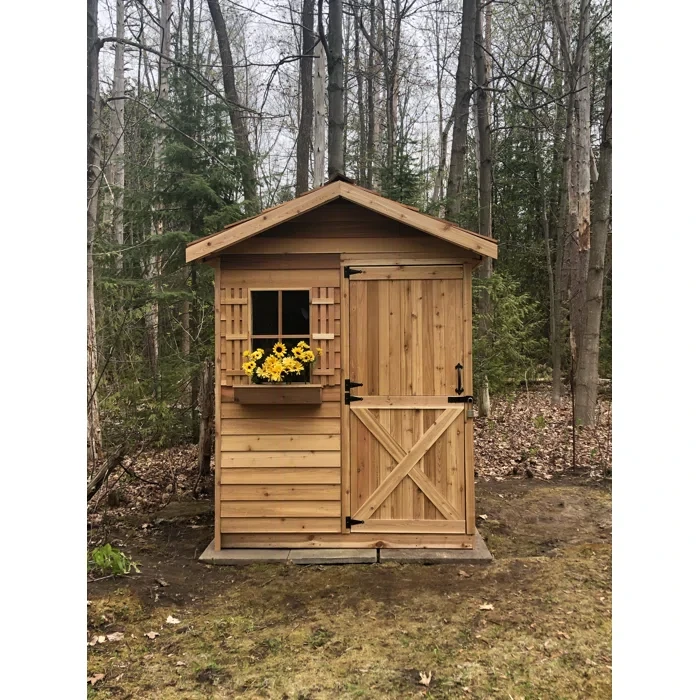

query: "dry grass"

left=87, top=480, right=611, bottom=699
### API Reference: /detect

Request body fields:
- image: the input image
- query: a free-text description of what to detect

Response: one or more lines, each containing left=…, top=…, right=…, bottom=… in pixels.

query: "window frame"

left=248, top=287, right=312, bottom=343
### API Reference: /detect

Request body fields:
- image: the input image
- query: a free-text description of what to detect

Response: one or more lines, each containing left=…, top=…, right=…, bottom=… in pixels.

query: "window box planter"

left=233, top=383, right=322, bottom=405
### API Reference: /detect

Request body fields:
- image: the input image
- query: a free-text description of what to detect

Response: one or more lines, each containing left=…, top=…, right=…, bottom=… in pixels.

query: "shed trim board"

left=186, top=180, right=498, bottom=262
left=194, top=188, right=497, bottom=550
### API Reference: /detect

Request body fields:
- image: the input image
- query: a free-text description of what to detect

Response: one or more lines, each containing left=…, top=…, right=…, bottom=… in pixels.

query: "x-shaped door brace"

left=351, top=407, right=464, bottom=521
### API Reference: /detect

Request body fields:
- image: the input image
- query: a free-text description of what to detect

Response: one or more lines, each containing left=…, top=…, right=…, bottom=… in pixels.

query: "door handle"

left=455, top=363, right=464, bottom=395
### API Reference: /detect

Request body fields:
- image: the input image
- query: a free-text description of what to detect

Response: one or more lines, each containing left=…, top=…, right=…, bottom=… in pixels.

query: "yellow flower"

left=243, top=349, right=250, bottom=357
left=273, top=342, right=287, bottom=357
left=297, top=341, right=310, bottom=349
left=292, top=345, right=304, bottom=358
left=242, top=360, right=256, bottom=376
left=316, top=347, right=323, bottom=356
left=300, top=350, right=315, bottom=363
left=252, top=348, right=264, bottom=361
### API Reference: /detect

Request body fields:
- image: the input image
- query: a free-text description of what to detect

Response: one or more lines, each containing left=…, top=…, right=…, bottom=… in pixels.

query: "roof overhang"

left=185, top=180, right=498, bottom=263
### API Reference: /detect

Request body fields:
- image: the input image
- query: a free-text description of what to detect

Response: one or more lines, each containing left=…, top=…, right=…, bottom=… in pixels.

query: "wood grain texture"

left=221, top=533, right=475, bottom=549
left=186, top=183, right=498, bottom=261
left=221, top=434, right=340, bottom=451
left=220, top=484, right=340, bottom=500
left=221, top=518, right=341, bottom=533
left=221, top=467, right=340, bottom=483
left=221, top=501, right=341, bottom=518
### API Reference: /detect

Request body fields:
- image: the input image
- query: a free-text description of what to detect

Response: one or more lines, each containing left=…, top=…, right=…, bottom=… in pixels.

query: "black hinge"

left=345, top=379, right=363, bottom=391
left=344, top=266, right=363, bottom=278
left=448, top=395, right=474, bottom=403
left=345, top=393, right=363, bottom=404
left=346, top=516, right=365, bottom=527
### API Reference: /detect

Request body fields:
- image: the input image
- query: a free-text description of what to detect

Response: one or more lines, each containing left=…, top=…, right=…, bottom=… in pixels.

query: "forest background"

left=86, top=0, right=612, bottom=464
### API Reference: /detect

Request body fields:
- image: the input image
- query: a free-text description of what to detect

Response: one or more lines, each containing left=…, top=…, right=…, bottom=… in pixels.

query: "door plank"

left=353, top=407, right=463, bottom=521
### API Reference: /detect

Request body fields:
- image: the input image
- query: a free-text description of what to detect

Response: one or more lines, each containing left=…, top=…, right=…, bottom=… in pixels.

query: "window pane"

left=282, top=290, right=310, bottom=335
left=251, top=291, right=278, bottom=335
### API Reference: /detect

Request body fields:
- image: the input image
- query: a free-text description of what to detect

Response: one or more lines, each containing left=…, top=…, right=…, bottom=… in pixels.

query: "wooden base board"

left=220, top=533, right=475, bottom=549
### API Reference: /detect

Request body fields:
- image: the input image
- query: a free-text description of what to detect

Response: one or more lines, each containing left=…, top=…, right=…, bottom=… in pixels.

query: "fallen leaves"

left=87, top=673, right=105, bottom=686
left=458, top=570, right=471, bottom=578
left=88, top=632, right=124, bottom=646
left=144, top=631, right=160, bottom=640
left=166, top=615, right=181, bottom=625
left=479, top=603, right=494, bottom=611
left=156, top=578, right=169, bottom=587
left=418, top=671, right=432, bottom=687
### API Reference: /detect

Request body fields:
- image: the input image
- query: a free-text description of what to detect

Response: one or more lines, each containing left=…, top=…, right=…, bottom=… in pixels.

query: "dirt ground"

left=87, top=473, right=611, bottom=699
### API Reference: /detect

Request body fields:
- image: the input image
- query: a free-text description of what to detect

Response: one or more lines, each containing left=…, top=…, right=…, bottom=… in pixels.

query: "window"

left=250, top=289, right=311, bottom=381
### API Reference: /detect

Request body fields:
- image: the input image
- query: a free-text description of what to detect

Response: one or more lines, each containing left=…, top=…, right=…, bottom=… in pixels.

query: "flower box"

left=232, top=383, right=322, bottom=405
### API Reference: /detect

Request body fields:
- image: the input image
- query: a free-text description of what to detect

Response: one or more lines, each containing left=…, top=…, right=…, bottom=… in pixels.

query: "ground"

left=87, top=388, right=612, bottom=698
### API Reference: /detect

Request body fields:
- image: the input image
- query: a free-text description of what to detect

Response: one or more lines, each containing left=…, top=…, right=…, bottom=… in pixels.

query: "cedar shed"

left=186, top=177, right=498, bottom=552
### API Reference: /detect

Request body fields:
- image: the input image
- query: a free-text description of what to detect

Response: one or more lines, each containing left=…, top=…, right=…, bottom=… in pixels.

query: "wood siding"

left=210, top=210, right=476, bottom=547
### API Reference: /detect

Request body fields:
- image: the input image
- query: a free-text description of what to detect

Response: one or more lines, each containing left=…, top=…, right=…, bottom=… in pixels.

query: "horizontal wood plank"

left=221, top=418, right=340, bottom=435
left=221, top=434, right=341, bottom=451
left=353, top=520, right=466, bottom=534
left=221, top=268, right=339, bottom=287
left=221, top=452, right=341, bottom=468
left=221, top=501, right=341, bottom=518
left=350, top=396, right=457, bottom=409
left=220, top=484, right=340, bottom=501
left=220, top=253, right=340, bottom=269
left=233, top=384, right=322, bottom=405
left=221, top=533, right=475, bottom=549
left=350, top=265, right=463, bottom=280
left=221, top=467, right=341, bottom=484
left=221, top=518, right=341, bottom=533
left=222, top=403, right=341, bottom=419
left=232, top=236, right=471, bottom=256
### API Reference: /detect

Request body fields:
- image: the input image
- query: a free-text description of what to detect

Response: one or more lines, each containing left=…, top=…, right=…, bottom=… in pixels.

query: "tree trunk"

left=327, top=0, right=345, bottom=178
left=575, top=56, right=612, bottom=426
left=296, top=0, right=315, bottom=195
left=207, top=0, right=258, bottom=212
left=445, top=0, right=477, bottom=222
left=106, top=0, right=125, bottom=262
left=313, top=34, right=327, bottom=187
left=354, top=14, right=367, bottom=186
left=474, top=0, right=492, bottom=416
left=366, top=0, right=376, bottom=188
left=568, top=0, right=592, bottom=374
left=197, top=359, right=214, bottom=478
left=87, top=0, right=103, bottom=464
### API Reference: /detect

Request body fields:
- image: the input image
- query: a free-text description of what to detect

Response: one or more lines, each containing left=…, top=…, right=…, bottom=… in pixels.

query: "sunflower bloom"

left=273, top=342, right=287, bottom=357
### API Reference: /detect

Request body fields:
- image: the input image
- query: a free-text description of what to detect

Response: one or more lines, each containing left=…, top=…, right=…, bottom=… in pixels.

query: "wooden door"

left=347, top=266, right=466, bottom=534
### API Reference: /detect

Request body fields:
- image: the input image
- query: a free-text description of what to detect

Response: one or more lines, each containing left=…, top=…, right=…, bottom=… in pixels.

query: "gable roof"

left=185, top=179, right=498, bottom=262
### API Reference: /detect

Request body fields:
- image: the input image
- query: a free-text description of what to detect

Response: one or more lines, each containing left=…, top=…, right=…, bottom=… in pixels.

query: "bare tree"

left=87, top=0, right=103, bottom=464
left=105, top=0, right=126, bottom=264
left=445, top=0, right=477, bottom=222
left=575, top=55, right=611, bottom=425
left=313, top=22, right=327, bottom=187
left=207, top=0, right=259, bottom=211
left=296, top=0, right=315, bottom=195
left=474, top=0, right=493, bottom=416
left=326, top=0, right=345, bottom=177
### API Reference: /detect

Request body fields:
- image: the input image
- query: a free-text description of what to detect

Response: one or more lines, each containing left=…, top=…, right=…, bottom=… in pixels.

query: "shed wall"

left=217, top=261, right=342, bottom=536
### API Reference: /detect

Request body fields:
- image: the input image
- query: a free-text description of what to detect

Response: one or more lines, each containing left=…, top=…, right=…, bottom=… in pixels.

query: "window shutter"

left=220, top=286, right=248, bottom=386
left=310, top=286, right=340, bottom=386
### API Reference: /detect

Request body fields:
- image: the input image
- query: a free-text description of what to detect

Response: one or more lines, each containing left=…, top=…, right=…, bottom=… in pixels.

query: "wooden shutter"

left=220, top=285, right=248, bottom=386
left=310, top=286, right=340, bottom=386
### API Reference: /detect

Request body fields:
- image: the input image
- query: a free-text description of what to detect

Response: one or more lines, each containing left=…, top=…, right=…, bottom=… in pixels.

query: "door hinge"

left=344, top=266, right=363, bottom=278
left=346, top=516, right=365, bottom=528
left=345, top=393, right=363, bottom=404
left=345, top=379, right=363, bottom=391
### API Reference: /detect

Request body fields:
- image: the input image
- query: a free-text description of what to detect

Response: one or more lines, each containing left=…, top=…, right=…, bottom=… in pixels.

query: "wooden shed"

left=186, top=177, right=498, bottom=551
